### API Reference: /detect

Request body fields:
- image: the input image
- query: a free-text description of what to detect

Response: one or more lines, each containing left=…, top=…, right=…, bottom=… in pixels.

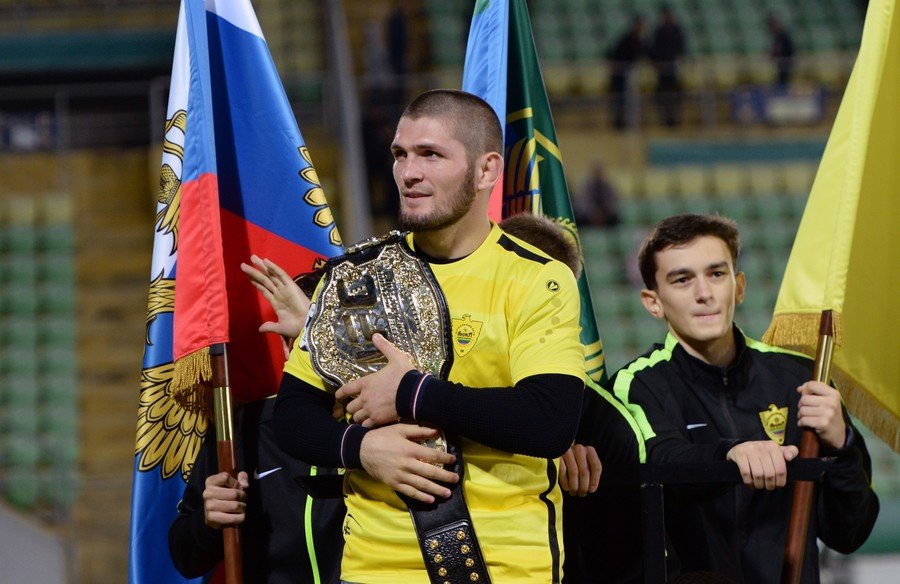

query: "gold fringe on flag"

left=171, top=347, right=213, bottom=415
left=762, top=311, right=844, bottom=351
left=764, top=311, right=899, bottom=452
left=836, top=367, right=900, bottom=453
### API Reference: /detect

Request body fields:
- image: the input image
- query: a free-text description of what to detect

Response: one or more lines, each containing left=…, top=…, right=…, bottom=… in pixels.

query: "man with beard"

left=273, top=89, right=585, bottom=584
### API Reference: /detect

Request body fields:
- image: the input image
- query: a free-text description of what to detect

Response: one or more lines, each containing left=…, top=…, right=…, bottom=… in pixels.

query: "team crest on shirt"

left=759, top=403, right=788, bottom=445
left=451, top=314, right=483, bottom=358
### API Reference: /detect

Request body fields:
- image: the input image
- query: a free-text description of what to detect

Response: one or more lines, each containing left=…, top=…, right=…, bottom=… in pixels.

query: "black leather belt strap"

left=400, top=438, right=491, bottom=584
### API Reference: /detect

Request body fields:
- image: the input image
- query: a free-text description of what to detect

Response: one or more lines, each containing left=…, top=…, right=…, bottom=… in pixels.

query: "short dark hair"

left=638, top=213, right=741, bottom=289
left=401, top=89, right=503, bottom=165
left=500, top=213, right=583, bottom=279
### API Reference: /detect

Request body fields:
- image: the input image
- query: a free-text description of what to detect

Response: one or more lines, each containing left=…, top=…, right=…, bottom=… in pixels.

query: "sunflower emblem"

left=156, top=110, right=186, bottom=254
left=299, top=146, right=342, bottom=247
left=136, top=362, right=208, bottom=481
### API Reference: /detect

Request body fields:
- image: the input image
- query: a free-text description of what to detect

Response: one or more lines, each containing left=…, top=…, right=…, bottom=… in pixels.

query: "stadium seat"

left=712, top=164, right=749, bottom=197
left=643, top=167, right=677, bottom=199
left=675, top=165, right=709, bottom=198
left=747, top=164, right=784, bottom=196
left=783, top=162, right=818, bottom=195
left=5, top=467, right=40, bottom=509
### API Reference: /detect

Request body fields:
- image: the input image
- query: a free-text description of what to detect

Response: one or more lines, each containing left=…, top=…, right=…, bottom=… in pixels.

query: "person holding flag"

left=610, top=214, right=878, bottom=583
left=131, top=0, right=344, bottom=582
left=274, top=89, right=585, bottom=584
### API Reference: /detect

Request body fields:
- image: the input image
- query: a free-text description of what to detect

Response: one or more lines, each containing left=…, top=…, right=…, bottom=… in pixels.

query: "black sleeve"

left=272, top=372, right=369, bottom=469
left=168, top=433, right=224, bottom=578
left=395, top=371, right=583, bottom=458
left=577, top=383, right=641, bottom=464
left=815, top=416, right=880, bottom=553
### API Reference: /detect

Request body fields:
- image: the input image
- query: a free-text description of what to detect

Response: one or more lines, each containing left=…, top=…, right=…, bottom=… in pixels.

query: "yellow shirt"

left=285, top=224, right=584, bottom=583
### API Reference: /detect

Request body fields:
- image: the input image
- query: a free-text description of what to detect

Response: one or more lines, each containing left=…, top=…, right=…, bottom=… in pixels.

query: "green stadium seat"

left=40, top=469, right=79, bottom=509
left=715, top=196, right=756, bottom=223
left=36, top=253, right=75, bottom=284
left=4, top=347, right=38, bottom=376
left=6, top=432, right=40, bottom=466
left=40, top=431, right=78, bottom=466
left=40, top=374, right=76, bottom=406
left=4, top=226, right=38, bottom=254
left=645, top=198, right=682, bottom=223
left=3, top=283, right=38, bottom=315
left=5, top=468, right=40, bottom=509
left=619, top=198, right=647, bottom=227
left=580, top=228, right=616, bottom=256
left=38, top=283, right=75, bottom=315
left=39, top=347, right=76, bottom=376
left=38, top=225, right=74, bottom=253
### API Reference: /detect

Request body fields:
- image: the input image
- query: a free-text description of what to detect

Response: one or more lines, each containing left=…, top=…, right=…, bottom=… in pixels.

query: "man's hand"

left=359, top=424, right=459, bottom=504
left=797, top=381, right=847, bottom=450
left=726, top=441, right=798, bottom=490
left=240, top=255, right=309, bottom=358
left=336, top=333, right=417, bottom=427
left=202, top=471, right=249, bottom=529
left=559, top=444, right=602, bottom=497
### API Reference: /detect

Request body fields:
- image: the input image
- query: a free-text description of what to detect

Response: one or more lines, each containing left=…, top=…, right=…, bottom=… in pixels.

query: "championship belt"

left=305, top=231, right=491, bottom=584
left=305, top=231, right=452, bottom=386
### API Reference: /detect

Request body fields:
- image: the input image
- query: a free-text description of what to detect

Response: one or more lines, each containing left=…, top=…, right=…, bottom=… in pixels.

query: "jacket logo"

left=759, top=404, right=788, bottom=445
left=451, top=314, right=483, bottom=358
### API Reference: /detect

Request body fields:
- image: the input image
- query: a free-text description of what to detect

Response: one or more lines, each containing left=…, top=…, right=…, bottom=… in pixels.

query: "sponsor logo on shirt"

left=253, top=467, right=282, bottom=480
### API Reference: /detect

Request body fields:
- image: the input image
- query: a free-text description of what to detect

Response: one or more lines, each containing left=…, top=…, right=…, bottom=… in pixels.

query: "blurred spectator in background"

left=575, top=161, right=621, bottom=228
left=386, top=1, right=409, bottom=97
left=607, top=15, right=646, bottom=130
left=650, top=5, right=686, bottom=127
left=766, top=14, right=795, bottom=87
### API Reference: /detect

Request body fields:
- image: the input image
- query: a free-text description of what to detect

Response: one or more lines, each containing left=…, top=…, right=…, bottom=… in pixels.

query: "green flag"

left=503, top=0, right=607, bottom=383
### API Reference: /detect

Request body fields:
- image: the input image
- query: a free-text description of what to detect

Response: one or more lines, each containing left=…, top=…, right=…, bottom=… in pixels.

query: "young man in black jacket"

left=610, top=213, right=878, bottom=583
left=168, top=396, right=344, bottom=584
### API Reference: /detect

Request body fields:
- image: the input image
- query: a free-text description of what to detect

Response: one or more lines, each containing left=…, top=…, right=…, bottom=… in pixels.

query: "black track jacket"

left=610, top=327, right=879, bottom=583
left=168, top=397, right=344, bottom=584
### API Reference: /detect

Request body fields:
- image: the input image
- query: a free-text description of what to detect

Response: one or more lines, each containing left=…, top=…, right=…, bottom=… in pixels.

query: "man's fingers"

left=262, top=257, right=292, bottom=283
left=760, top=452, right=777, bottom=490
left=574, top=446, right=591, bottom=496
left=782, top=445, right=799, bottom=461
left=558, top=456, right=571, bottom=492
left=372, top=333, right=414, bottom=366
left=335, top=382, right=361, bottom=402
left=586, top=446, right=603, bottom=492
left=771, top=451, right=788, bottom=489
left=395, top=424, right=442, bottom=441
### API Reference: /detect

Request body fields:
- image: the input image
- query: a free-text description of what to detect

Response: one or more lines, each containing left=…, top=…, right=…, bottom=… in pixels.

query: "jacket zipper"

left=719, top=372, right=746, bottom=571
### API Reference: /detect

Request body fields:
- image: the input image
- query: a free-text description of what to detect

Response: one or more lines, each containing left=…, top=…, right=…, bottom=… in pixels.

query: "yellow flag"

left=763, top=0, right=899, bottom=452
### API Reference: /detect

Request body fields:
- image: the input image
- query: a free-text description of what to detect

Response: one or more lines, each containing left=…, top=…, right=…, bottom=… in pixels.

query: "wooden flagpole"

left=210, top=343, right=244, bottom=584
left=781, top=310, right=834, bottom=584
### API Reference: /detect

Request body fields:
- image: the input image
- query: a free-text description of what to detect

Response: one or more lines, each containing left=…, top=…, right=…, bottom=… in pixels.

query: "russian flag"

left=130, top=1, right=342, bottom=582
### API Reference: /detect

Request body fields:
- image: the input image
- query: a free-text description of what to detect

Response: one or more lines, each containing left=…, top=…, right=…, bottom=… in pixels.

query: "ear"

left=475, top=152, right=503, bottom=193
left=641, top=289, right=666, bottom=321
left=735, top=271, right=747, bottom=306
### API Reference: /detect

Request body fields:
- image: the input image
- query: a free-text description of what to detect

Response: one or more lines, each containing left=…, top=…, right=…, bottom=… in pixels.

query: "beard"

left=398, top=164, right=477, bottom=232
